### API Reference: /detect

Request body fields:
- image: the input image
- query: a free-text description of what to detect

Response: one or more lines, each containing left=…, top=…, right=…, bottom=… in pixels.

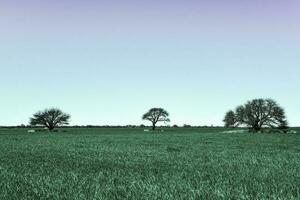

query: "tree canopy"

left=142, top=108, right=170, bottom=130
left=223, top=99, right=288, bottom=132
left=30, top=108, right=71, bottom=130
left=223, top=110, right=236, bottom=128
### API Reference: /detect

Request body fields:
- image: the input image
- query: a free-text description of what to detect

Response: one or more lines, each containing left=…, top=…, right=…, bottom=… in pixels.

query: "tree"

left=183, top=124, right=192, bottom=128
left=142, top=108, right=170, bottom=131
left=30, top=108, right=71, bottom=131
left=224, top=99, right=288, bottom=132
left=223, top=110, right=236, bottom=128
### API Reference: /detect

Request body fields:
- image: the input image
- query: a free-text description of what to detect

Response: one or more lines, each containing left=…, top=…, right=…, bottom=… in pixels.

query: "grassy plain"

left=0, top=127, right=299, bottom=200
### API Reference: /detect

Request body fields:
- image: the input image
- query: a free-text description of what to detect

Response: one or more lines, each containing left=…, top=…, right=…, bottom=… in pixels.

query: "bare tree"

left=142, top=108, right=170, bottom=131
left=224, top=99, right=288, bottom=132
left=30, top=108, right=71, bottom=131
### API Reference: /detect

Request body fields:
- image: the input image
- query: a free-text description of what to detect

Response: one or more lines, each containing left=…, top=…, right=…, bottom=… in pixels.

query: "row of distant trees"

left=28, top=107, right=170, bottom=131
left=27, top=98, right=289, bottom=132
left=10, top=124, right=215, bottom=129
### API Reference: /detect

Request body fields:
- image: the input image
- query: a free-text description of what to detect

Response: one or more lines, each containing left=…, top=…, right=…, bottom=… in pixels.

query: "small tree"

left=142, top=108, right=170, bottom=131
left=224, top=99, right=288, bottom=132
left=223, top=110, right=236, bottom=128
left=183, top=124, right=192, bottom=128
left=30, top=108, right=71, bottom=131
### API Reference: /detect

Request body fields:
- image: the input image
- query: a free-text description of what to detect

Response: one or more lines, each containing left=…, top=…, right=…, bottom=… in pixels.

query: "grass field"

left=0, top=128, right=299, bottom=200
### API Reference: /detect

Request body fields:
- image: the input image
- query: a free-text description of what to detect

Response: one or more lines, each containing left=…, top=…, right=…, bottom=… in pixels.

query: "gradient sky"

left=0, top=0, right=299, bottom=126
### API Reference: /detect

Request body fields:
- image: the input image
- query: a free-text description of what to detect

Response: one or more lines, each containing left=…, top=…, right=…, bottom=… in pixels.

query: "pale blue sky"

left=0, top=0, right=299, bottom=126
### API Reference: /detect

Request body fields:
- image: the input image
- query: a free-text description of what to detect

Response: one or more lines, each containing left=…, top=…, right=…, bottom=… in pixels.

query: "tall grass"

left=0, top=128, right=299, bottom=199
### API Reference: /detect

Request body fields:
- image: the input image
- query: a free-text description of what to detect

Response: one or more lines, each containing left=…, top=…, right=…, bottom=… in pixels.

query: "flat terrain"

left=0, top=128, right=299, bottom=200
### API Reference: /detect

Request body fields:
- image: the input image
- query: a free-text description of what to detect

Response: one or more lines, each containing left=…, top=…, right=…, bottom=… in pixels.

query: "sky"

left=0, top=0, right=299, bottom=126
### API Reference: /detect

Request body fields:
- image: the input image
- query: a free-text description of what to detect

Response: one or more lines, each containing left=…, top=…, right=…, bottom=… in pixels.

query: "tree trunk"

left=252, top=120, right=261, bottom=132
left=152, top=123, right=156, bottom=131
left=253, top=126, right=261, bottom=132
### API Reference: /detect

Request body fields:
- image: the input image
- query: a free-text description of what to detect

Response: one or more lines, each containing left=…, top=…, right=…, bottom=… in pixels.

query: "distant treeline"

left=0, top=124, right=224, bottom=129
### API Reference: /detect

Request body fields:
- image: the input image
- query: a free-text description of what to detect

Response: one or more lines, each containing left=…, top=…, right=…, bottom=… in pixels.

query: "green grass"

left=0, top=128, right=299, bottom=200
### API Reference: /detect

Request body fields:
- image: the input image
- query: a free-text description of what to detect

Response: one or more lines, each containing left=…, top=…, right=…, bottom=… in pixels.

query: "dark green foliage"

left=30, top=108, right=71, bottom=131
left=0, top=128, right=299, bottom=200
left=225, top=99, right=288, bottom=132
left=183, top=124, right=192, bottom=128
left=142, top=108, right=170, bottom=130
left=223, top=110, right=236, bottom=128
